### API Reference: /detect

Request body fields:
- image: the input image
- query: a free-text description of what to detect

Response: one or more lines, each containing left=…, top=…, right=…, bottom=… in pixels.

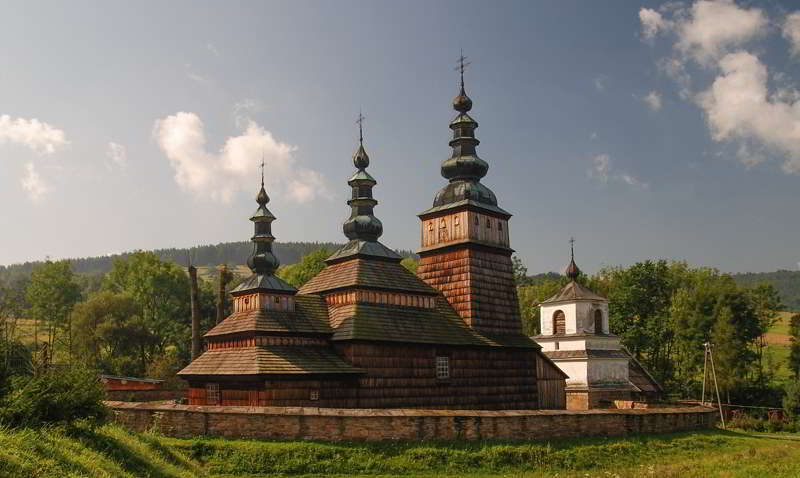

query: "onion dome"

left=246, top=170, right=280, bottom=275
left=565, top=238, right=580, bottom=280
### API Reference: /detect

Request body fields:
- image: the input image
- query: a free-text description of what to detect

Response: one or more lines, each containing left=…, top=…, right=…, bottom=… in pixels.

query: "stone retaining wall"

left=107, top=401, right=716, bottom=441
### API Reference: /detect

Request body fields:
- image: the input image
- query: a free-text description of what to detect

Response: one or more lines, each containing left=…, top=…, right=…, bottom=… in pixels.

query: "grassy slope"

left=0, top=425, right=799, bottom=478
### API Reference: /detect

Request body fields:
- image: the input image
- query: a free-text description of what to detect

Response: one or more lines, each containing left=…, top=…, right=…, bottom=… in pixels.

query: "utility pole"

left=188, top=252, right=201, bottom=361
left=704, top=342, right=726, bottom=429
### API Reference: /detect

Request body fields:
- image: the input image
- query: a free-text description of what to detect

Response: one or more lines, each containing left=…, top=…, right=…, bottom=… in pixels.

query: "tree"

left=72, top=292, right=157, bottom=376
left=105, top=252, right=192, bottom=366
left=512, top=255, right=530, bottom=286
left=277, top=248, right=331, bottom=288
left=400, top=257, right=419, bottom=275
left=790, top=313, right=800, bottom=380
left=747, top=283, right=783, bottom=384
left=517, top=277, right=568, bottom=336
left=25, top=260, right=81, bottom=365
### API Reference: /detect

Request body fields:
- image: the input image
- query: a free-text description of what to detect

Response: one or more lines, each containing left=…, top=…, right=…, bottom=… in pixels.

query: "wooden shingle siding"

left=418, top=248, right=522, bottom=336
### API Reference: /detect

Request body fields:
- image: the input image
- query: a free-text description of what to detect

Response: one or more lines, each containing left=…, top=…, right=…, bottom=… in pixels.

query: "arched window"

left=553, top=310, right=566, bottom=335
left=594, top=309, right=603, bottom=334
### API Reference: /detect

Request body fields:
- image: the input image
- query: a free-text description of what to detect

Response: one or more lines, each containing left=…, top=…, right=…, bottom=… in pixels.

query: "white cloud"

left=782, top=12, right=800, bottom=57
left=107, top=142, right=127, bottom=168
left=639, top=8, right=671, bottom=40
left=675, top=0, right=767, bottom=64
left=207, top=43, right=220, bottom=57
left=0, top=115, right=69, bottom=154
left=588, top=153, right=648, bottom=189
left=589, top=154, right=610, bottom=182
left=593, top=75, right=608, bottom=91
left=154, top=111, right=329, bottom=203
left=698, top=51, right=800, bottom=174
left=640, top=91, right=663, bottom=111
left=590, top=132, right=598, bottom=140
left=21, top=161, right=48, bottom=201
left=233, top=99, right=262, bottom=129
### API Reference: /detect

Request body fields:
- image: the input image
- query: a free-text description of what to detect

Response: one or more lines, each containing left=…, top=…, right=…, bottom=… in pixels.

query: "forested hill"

left=732, top=269, right=800, bottom=311
left=0, top=241, right=411, bottom=280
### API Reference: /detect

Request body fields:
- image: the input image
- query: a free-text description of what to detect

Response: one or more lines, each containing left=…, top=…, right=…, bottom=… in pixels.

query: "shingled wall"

left=107, top=402, right=716, bottom=441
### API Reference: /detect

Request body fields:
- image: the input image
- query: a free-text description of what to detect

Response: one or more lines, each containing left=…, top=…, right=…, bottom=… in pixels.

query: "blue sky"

left=1, top=0, right=799, bottom=274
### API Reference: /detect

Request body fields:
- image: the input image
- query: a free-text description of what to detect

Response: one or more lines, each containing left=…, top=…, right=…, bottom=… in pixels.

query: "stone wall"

left=107, top=401, right=716, bottom=441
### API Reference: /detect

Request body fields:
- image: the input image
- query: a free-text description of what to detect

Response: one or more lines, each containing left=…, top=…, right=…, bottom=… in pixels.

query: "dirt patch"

left=765, top=333, right=791, bottom=345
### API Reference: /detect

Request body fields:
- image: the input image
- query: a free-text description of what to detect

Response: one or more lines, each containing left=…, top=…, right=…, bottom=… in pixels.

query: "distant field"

left=763, top=311, right=796, bottom=383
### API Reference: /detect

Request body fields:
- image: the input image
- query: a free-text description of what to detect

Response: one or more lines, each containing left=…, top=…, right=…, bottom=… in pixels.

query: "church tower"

left=417, top=55, right=521, bottom=337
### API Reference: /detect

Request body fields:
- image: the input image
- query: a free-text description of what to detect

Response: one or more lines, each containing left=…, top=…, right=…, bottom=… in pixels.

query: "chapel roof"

left=542, top=280, right=607, bottom=304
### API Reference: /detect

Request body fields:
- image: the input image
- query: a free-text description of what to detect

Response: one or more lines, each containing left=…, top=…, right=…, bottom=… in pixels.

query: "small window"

left=274, top=296, right=280, bottom=304
left=594, top=309, right=603, bottom=334
left=454, top=216, right=460, bottom=226
left=205, top=383, right=220, bottom=405
left=554, top=341, right=560, bottom=350
left=474, top=215, right=479, bottom=225
left=498, top=222, right=503, bottom=231
left=309, top=390, right=320, bottom=401
left=435, top=356, right=450, bottom=379
left=553, top=310, right=566, bottom=335
left=428, top=221, right=434, bottom=232
left=486, top=218, right=491, bottom=229
left=439, top=218, right=446, bottom=228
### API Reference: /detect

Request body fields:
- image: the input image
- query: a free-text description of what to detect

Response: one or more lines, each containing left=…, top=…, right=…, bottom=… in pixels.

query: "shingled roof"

left=542, top=280, right=607, bottom=304
left=298, top=258, right=438, bottom=295
left=178, top=346, right=363, bottom=376
left=204, top=295, right=330, bottom=338
left=327, top=297, right=538, bottom=348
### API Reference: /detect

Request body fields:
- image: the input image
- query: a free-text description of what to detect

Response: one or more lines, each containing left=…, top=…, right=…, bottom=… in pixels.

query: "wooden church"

left=178, top=68, right=567, bottom=410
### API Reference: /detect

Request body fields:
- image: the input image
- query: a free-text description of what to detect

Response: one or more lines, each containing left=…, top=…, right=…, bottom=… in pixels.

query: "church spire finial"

left=353, top=111, right=370, bottom=170
left=565, top=237, right=581, bottom=281
left=260, top=153, right=265, bottom=188
left=357, top=109, right=364, bottom=146
left=453, top=50, right=472, bottom=113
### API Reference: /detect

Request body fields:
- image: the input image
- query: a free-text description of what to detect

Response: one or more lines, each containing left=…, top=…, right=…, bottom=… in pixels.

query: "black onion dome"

left=565, top=257, right=580, bottom=280
left=247, top=181, right=279, bottom=276
left=453, top=86, right=473, bottom=113
left=353, top=144, right=370, bottom=170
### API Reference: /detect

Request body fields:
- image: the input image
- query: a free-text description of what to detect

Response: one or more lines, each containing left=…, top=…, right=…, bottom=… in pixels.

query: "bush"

left=784, top=380, right=800, bottom=420
left=0, top=365, right=108, bottom=428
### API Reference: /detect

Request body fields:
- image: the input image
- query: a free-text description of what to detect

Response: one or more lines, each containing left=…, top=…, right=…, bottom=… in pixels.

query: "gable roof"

left=625, top=347, right=664, bottom=394
left=298, top=257, right=437, bottom=295
left=177, top=346, right=363, bottom=376
left=232, top=273, right=297, bottom=295
left=205, top=295, right=331, bottom=337
left=541, top=280, right=607, bottom=304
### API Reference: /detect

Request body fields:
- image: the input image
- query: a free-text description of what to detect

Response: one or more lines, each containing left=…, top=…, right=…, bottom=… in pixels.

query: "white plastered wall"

left=540, top=300, right=609, bottom=336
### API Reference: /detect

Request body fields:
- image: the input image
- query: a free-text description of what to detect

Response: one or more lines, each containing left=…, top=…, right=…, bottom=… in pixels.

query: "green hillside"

left=733, top=270, right=800, bottom=311
left=0, top=241, right=417, bottom=282
left=2, top=425, right=800, bottom=477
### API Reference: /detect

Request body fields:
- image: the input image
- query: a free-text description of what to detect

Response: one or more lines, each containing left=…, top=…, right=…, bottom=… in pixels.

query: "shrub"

left=0, top=365, right=108, bottom=428
left=784, top=380, right=800, bottom=420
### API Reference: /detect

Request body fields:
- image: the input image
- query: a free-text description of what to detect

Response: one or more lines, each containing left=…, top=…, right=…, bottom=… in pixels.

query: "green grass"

left=0, top=425, right=799, bottom=477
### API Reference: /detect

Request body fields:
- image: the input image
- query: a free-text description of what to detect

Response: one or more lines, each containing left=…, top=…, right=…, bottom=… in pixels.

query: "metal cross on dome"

left=569, top=237, right=575, bottom=258
left=454, top=49, right=471, bottom=87
left=356, top=110, right=365, bottom=145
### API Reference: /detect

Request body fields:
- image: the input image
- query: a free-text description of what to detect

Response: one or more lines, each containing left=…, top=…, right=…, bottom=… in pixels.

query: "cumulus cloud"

left=640, top=91, right=663, bottom=111
left=154, top=111, right=328, bottom=203
left=697, top=51, right=800, bottom=174
left=0, top=115, right=69, bottom=154
left=783, top=12, right=800, bottom=57
left=588, top=154, right=649, bottom=189
left=107, top=142, right=127, bottom=168
left=640, top=8, right=671, bottom=40
left=642, top=1, right=800, bottom=175
left=21, top=162, right=48, bottom=202
left=674, top=0, right=766, bottom=64
left=233, top=99, right=262, bottom=129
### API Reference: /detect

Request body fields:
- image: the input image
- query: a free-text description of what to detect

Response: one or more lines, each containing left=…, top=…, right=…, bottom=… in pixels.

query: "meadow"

left=0, top=424, right=798, bottom=478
